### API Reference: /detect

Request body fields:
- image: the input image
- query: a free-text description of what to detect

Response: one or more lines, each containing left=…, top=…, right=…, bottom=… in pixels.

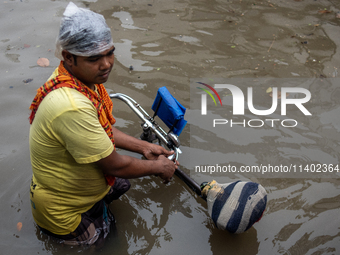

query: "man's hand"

left=156, top=155, right=179, bottom=184
left=105, top=126, right=179, bottom=183
left=142, top=143, right=174, bottom=160
left=98, top=150, right=178, bottom=183
left=142, top=143, right=179, bottom=183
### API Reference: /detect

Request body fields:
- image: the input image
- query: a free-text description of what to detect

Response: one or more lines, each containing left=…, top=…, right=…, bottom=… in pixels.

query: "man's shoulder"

left=34, top=87, right=97, bottom=125
left=43, top=87, right=95, bottom=112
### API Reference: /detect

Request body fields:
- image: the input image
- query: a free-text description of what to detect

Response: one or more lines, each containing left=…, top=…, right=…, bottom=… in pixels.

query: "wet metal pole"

left=110, top=93, right=203, bottom=198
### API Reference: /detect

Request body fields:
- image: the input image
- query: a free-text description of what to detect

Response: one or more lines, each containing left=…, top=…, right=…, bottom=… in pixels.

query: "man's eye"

left=88, top=58, right=99, bottom=62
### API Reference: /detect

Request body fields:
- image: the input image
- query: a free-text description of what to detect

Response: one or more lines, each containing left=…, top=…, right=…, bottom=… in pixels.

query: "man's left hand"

left=142, top=143, right=174, bottom=160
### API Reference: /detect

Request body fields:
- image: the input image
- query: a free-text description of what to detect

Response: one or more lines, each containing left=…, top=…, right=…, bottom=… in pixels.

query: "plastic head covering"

left=55, top=2, right=114, bottom=60
left=201, top=180, right=267, bottom=234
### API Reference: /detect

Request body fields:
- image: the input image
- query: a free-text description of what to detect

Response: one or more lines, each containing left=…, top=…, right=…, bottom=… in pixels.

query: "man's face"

left=68, top=46, right=115, bottom=88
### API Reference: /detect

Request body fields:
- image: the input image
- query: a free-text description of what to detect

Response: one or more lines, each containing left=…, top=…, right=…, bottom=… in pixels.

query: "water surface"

left=1, top=0, right=340, bottom=254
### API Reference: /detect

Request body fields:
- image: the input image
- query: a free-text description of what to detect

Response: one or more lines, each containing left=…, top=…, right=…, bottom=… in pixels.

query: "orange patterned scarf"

left=29, top=61, right=116, bottom=186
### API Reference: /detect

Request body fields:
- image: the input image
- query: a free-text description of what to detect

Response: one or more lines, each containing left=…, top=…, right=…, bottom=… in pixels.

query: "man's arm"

left=112, top=126, right=174, bottom=160
left=97, top=126, right=178, bottom=183
left=97, top=149, right=177, bottom=183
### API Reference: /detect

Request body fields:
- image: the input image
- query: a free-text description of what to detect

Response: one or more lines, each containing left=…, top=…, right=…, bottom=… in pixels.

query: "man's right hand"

left=156, top=155, right=179, bottom=184
left=98, top=148, right=179, bottom=183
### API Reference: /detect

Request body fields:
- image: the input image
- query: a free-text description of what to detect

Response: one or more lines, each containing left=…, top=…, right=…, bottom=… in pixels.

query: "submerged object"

left=201, top=180, right=267, bottom=233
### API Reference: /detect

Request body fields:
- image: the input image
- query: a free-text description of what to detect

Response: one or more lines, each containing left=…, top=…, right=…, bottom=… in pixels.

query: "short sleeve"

left=51, top=97, right=114, bottom=164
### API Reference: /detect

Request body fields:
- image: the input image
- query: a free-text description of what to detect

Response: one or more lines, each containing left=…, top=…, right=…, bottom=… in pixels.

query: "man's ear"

left=62, top=50, right=74, bottom=66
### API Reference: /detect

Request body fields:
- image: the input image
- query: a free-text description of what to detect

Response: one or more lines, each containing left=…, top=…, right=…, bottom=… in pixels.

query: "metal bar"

left=110, top=93, right=169, bottom=146
left=152, top=97, right=162, bottom=119
left=174, top=167, right=202, bottom=196
left=110, top=92, right=202, bottom=198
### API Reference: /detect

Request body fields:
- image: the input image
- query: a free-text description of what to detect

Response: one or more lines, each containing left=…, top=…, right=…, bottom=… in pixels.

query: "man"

left=29, top=2, right=178, bottom=246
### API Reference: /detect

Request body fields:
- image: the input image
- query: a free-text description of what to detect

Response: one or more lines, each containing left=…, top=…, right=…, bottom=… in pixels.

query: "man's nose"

left=100, top=56, right=113, bottom=69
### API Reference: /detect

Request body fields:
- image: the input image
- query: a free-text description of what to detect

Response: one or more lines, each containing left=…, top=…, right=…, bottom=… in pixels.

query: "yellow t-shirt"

left=29, top=86, right=113, bottom=235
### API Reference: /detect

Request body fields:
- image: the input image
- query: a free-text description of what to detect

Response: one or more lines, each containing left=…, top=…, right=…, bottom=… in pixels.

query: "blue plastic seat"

left=151, top=87, right=187, bottom=136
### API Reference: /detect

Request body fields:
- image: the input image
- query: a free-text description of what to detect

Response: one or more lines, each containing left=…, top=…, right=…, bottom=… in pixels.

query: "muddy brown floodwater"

left=1, top=0, right=340, bottom=254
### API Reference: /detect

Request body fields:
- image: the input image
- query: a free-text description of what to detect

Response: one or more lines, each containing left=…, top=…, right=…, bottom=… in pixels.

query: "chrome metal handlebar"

left=109, top=93, right=181, bottom=161
left=110, top=92, right=203, bottom=197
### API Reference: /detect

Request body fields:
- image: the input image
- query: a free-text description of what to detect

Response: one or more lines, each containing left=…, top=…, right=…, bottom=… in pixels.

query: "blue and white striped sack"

left=202, top=180, right=267, bottom=234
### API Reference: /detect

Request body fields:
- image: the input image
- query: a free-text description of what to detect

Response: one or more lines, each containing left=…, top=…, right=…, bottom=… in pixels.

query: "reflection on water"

left=114, top=39, right=154, bottom=71
left=112, top=11, right=147, bottom=31
left=172, top=35, right=202, bottom=46
left=140, top=50, right=164, bottom=57
left=1, top=0, right=340, bottom=254
left=258, top=178, right=340, bottom=255
left=129, top=82, right=148, bottom=89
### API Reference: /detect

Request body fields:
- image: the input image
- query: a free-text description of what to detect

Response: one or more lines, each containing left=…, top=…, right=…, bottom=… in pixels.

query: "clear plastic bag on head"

left=55, top=2, right=114, bottom=60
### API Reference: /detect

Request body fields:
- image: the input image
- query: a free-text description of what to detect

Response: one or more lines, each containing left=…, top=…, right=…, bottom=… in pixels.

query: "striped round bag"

left=201, top=180, right=267, bottom=234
